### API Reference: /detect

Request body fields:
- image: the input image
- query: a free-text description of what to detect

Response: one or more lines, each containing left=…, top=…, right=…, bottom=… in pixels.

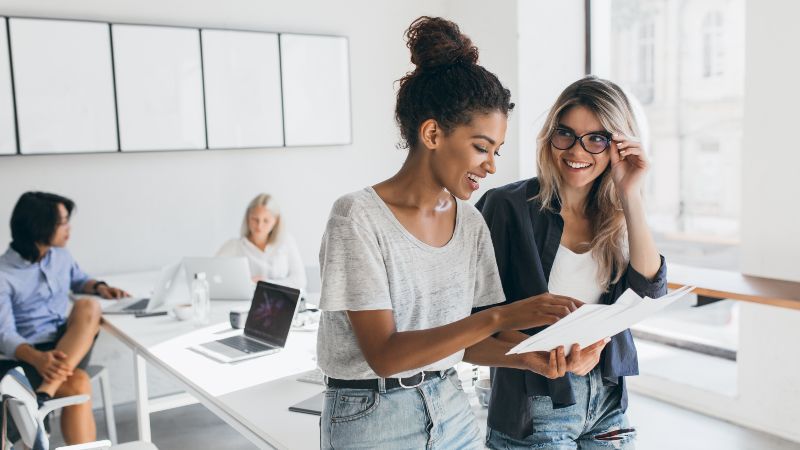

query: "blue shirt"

left=0, top=247, right=91, bottom=356
left=473, top=178, right=668, bottom=440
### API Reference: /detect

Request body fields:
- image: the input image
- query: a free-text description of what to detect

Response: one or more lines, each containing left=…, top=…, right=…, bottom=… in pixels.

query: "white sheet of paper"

left=507, top=287, right=695, bottom=356
left=510, top=303, right=624, bottom=354
left=508, top=290, right=643, bottom=355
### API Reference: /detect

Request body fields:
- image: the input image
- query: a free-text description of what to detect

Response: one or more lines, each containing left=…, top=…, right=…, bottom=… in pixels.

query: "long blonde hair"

left=241, top=193, right=282, bottom=246
left=534, top=76, right=640, bottom=290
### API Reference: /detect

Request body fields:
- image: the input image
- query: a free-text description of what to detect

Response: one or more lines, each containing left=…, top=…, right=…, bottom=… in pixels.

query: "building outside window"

left=702, top=11, right=725, bottom=78
left=591, top=0, right=745, bottom=270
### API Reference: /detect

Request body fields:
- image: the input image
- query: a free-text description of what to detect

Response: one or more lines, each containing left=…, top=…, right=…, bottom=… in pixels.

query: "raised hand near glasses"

left=610, top=132, right=649, bottom=198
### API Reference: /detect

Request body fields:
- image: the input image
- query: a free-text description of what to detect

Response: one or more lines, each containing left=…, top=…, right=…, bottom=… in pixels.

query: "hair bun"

left=405, top=16, right=478, bottom=71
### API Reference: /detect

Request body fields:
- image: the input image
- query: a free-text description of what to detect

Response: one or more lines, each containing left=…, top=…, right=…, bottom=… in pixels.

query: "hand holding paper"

left=506, top=286, right=696, bottom=356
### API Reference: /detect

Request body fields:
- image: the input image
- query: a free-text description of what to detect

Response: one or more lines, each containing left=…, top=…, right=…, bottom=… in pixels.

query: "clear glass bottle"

left=191, top=272, right=210, bottom=325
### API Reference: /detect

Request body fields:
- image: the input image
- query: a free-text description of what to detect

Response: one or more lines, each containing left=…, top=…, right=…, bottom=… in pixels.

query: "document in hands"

left=506, top=286, right=696, bottom=356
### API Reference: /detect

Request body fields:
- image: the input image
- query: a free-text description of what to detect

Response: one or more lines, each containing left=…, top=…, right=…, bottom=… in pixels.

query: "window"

left=591, top=0, right=745, bottom=264
left=635, top=18, right=655, bottom=103
left=590, top=0, right=746, bottom=398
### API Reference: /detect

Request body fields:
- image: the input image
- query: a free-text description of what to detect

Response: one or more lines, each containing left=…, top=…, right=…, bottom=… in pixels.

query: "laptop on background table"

left=102, top=262, right=183, bottom=315
left=192, top=281, right=301, bottom=363
left=183, top=257, right=255, bottom=301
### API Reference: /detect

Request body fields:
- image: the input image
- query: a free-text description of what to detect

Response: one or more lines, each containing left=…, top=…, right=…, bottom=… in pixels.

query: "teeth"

left=467, top=173, right=479, bottom=183
left=565, top=160, right=591, bottom=169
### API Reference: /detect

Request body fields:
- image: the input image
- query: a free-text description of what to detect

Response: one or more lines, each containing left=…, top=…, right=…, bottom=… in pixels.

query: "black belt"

left=326, top=370, right=447, bottom=390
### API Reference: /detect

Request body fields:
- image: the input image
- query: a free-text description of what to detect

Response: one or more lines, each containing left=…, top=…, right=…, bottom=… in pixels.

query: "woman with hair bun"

left=471, top=76, right=666, bottom=449
left=315, top=16, right=582, bottom=449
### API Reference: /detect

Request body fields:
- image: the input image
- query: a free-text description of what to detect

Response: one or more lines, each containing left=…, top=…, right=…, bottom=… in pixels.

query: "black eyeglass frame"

left=549, top=127, right=612, bottom=155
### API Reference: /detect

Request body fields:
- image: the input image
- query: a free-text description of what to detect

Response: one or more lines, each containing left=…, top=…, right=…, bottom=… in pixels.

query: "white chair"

left=0, top=356, right=117, bottom=444
left=1, top=369, right=156, bottom=450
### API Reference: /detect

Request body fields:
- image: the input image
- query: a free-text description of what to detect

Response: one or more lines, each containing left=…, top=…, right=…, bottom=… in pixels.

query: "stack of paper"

left=506, top=286, right=696, bottom=356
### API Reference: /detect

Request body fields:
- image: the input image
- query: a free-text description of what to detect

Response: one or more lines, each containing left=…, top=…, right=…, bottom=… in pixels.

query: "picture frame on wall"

left=0, top=18, right=17, bottom=155
left=2, top=16, right=353, bottom=157
left=9, top=18, right=118, bottom=155
left=201, top=29, right=284, bottom=149
left=280, top=34, right=351, bottom=147
left=112, top=24, right=206, bottom=152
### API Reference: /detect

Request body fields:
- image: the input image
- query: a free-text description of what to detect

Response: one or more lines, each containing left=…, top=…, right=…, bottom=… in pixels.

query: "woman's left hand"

left=610, top=132, right=649, bottom=198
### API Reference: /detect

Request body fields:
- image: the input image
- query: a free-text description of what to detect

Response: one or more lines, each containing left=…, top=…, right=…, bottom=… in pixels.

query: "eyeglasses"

left=549, top=127, right=611, bottom=154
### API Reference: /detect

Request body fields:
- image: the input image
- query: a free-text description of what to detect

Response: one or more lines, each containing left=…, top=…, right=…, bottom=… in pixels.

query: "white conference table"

left=99, top=271, right=323, bottom=449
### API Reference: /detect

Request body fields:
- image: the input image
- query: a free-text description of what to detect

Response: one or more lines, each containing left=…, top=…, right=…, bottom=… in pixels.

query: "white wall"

left=0, top=0, right=527, bottom=277
left=0, top=0, right=446, bottom=276
left=740, top=0, right=800, bottom=283
left=0, top=0, right=525, bottom=404
left=517, top=0, right=586, bottom=179
left=446, top=0, right=520, bottom=189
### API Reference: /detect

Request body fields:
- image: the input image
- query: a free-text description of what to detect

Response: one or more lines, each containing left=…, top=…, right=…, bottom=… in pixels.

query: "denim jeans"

left=320, top=368, right=483, bottom=449
left=486, top=367, right=636, bottom=450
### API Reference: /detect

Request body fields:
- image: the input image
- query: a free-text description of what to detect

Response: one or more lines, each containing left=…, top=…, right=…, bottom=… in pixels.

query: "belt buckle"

left=398, top=371, right=425, bottom=389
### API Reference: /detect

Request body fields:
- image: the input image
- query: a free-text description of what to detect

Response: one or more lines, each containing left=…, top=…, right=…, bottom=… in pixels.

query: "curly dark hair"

left=9, top=192, right=75, bottom=262
left=395, top=16, right=514, bottom=149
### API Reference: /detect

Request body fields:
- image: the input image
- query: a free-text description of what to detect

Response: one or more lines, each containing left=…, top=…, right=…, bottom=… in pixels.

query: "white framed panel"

left=9, top=18, right=118, bottom=154
left=202, top=29, right=283, bottom=149
left=0, top=18, right=17, bottom=154
left=112, top=24, right=206, bottom=151
left=280, top=34, right=351, bottom=146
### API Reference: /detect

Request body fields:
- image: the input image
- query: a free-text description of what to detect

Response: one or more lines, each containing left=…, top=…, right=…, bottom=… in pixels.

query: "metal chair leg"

left=88, top=365, right=118, bottom=445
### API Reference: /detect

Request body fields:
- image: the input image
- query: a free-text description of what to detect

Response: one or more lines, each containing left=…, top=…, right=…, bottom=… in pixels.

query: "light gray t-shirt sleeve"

left=318, top=215, right=392, bottom=312
left=471, top=214, right=506, bottom=308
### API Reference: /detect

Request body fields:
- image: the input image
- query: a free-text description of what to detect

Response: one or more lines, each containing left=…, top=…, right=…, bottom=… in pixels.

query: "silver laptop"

left=103, top=262, right=183, bottom=314
left=192, top=281, right=301, bottom=363
left=183, top=257, right=254, bottom=301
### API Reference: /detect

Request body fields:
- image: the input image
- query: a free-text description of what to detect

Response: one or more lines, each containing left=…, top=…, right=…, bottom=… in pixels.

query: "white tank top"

left=547, top=244, right=604, bottom=304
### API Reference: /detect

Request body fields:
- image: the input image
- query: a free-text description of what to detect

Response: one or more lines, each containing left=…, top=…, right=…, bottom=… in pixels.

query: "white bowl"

left=173, top=304, right=194, bottom=321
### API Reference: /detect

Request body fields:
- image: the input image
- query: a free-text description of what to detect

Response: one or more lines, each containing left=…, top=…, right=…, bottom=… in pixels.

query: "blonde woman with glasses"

left=217, top=193, right=306, bottom=291
left=466, top=76, right=667, bottom=449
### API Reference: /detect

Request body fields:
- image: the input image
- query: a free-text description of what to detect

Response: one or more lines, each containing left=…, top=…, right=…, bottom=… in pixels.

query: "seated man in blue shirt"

left=0, top=192, right=129, bottom=444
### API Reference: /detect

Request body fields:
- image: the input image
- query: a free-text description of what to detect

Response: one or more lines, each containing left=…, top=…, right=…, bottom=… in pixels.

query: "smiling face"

left=429, top=111, right=507, bottom=200
left=551, top=105, right=611, bottom=190
left=247, top=205, right=278, bottom=242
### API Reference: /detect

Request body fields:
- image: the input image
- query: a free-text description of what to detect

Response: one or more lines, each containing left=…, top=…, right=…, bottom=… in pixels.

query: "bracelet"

left=92, top=281, right=108, bottom=295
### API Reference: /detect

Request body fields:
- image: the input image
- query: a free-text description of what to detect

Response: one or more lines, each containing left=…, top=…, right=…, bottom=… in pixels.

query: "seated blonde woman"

left=216, top=194, right=306, bottom=291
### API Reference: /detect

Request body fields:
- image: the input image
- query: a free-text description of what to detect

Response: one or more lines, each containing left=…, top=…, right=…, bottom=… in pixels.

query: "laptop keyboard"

left=218, top=335, right=275, bottom=353
left=123, top=298, right=150, bottom=311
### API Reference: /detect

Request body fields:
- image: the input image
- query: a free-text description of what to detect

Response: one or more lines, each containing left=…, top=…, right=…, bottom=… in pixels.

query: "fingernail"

left=604, top=337, right=611, bottom=343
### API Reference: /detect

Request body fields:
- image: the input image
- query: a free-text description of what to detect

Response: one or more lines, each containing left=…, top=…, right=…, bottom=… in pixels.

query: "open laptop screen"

left=244, top=281, right=300, bottom=348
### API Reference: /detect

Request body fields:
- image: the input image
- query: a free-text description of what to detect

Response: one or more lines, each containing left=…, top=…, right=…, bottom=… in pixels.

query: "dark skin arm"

left=464, top=335, right=569, bottom=379
left=348, top=293, right=581, bottom=378
left=465, top=330, right=609, bottom=377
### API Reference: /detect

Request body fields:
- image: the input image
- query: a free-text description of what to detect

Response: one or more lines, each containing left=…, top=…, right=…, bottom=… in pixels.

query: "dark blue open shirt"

left=473, top=178, right=667, bottom=439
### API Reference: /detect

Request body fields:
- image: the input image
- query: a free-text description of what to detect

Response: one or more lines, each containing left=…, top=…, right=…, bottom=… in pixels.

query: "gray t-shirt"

left=316, top=187, right=505, bottom=379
